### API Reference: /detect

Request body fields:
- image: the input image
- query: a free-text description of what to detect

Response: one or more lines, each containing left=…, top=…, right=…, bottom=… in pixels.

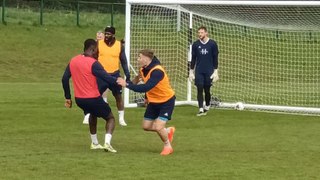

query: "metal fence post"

left=2, top=0, right=6, bottom=25
left=76, top=0, right=80, bottom=26
left=40, top=0, right=43, bottom=25
left=111, top=3, right=114, bottom=26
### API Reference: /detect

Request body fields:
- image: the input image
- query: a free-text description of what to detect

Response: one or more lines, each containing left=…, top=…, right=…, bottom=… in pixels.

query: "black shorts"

left=75, top=97, right=111, bottom=119
left=195, top=73, right=212, bottom=86
left=144, top=96, right=175, bottom=121
left=97, top=72, right=123, bottom=96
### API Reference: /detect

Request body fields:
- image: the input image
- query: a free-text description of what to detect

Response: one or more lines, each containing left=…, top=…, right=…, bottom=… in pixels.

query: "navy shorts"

left=75, top=97, right=111, bottom=119
left=195, top=73, right=212, bottom=86
left=144, top=96, right=175, bottom=121
left=97, top=72, right=123, bottom=96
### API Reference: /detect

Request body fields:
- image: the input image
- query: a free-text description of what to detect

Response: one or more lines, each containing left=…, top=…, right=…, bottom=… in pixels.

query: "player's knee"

left=104, top=113, right=115, bottom=122
left=142, top=124, right=151, bottom=131
left=154, top=124, right=165, bottom=132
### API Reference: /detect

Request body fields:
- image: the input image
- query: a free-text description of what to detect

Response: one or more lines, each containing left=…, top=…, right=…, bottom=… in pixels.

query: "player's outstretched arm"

left=62, top=64, right=72, bottom=107
left=117, top=70, right=163, bottom=93
left=92, top=61, right=117, bottom=84
left=131, top=75, right=141, bottom=85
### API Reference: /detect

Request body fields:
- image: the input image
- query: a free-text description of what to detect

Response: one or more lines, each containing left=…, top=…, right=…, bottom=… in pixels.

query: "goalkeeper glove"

left=189, top=69, right=195, bottom=82
left=210, top=69, right=219, bottom=82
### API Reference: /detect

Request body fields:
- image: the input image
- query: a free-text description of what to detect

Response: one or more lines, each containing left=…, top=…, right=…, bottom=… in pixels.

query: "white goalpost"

left=124, top=0, right=320, bottom=115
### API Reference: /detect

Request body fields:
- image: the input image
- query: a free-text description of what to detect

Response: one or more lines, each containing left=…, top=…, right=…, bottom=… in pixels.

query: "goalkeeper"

left=117, top=49, right=176, bottom=156
left=189, top=26, right=219, bottom=116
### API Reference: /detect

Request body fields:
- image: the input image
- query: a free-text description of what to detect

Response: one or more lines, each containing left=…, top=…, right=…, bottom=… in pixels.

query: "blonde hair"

left=139, top=49, right=154, bottom=59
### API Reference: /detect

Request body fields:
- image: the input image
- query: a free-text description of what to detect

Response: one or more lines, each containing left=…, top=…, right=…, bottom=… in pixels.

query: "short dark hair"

left=105, top=26, right=116, bottom=34
left=83, top=39, right=97, bottom=51
left=139, top=49, right=154, bottom=59
left=198, top=26, right=207, bottom=32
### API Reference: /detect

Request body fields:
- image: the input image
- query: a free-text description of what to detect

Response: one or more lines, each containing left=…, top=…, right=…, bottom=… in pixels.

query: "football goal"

left=124, top=0, right=320, bottom=115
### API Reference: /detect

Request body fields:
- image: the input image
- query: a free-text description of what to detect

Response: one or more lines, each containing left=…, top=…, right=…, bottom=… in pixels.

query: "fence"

left=1, top=0, right=125, bottom=26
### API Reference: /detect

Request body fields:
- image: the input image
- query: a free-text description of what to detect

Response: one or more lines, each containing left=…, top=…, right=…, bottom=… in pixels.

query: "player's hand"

left=117, top=77, right=126, bottom=87
left=144, top=98, right=149, bottom=106
left=65, top=99, right=72, bottom=108
left=210, top=69, right=219, bottom=82
left=189, top=69, right=195, bottom=82
left=96, top=31, right=104, bottom=41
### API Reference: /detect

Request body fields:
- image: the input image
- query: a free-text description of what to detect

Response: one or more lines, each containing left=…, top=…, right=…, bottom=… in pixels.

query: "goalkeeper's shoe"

left=167, top=127, right=176, bottom=143
left=103, top=143, right=117, bottom=153
left=160, top=146, right=173, bottom=156
left=197, top=108, right=207, bottom=116
left=204, top=105, right=210, bottom=114
left=90, top=143, right=103, bottom=150
left=83, top=113, right=90, bottom=124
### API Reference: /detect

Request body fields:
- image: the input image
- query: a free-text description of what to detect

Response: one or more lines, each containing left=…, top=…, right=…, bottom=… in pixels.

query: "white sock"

left=103, top=97, right=107, bottom=103
left=118, top=110, right=124, bottom=121
left=90, top=134, right=98, bottom=145
left=105, top=133, right=112, bottom=145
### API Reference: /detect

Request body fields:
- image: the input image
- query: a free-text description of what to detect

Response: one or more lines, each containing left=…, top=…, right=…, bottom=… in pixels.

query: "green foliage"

left=0, top=9, right=125, bottom=82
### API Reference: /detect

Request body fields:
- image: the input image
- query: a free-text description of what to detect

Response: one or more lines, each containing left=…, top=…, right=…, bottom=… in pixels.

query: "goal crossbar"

left=127, top=0, right=320, bottom=6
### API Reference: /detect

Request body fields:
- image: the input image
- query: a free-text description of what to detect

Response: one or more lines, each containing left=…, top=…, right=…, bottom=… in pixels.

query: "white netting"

left=128, top=5, right=190, bottom=103
left=126, top=1, right=320, bottom=114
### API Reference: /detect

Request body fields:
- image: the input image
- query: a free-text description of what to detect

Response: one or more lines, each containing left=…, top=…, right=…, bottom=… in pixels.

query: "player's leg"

left=75, top=98, right=103, bottom=149
left=196, top=85, right=206, bottom=116
left=151, top=97, right=176, bottom=155
left=95, top=97, right=117, bottom=153
left=158, top=96, right=176, bottom=144
left=154, top=119, right=175, bottom=156
left=102, top=112, right=117, bottom=153
left=112, top=85, right=127, bottom=126
left=203, top=74, right=212, bottom=113
left=204, top=85, right=211, bottom=112
left=195, top=73, right=206, bottom=116
left=142, top=103, right=158, bottom=131
left=88, top=115, right=103, bottom=149
left=82, top=77, right=109, bottom=125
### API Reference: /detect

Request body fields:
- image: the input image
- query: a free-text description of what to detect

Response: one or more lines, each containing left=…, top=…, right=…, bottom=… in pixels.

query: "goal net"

left=124, top=0, right=320, bottom=115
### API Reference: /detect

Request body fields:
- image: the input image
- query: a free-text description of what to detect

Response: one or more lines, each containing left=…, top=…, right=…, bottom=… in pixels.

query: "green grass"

left=1, top=83, right=320, bottom=179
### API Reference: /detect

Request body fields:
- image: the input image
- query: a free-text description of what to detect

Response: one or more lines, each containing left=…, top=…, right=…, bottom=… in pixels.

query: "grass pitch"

left=0, top=83, right=320, bottom=179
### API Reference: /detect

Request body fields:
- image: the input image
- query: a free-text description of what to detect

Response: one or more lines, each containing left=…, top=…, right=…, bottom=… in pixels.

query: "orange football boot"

left=167, top=127, right=176, bottom=143
left=160, top=146, right=174, bottom=156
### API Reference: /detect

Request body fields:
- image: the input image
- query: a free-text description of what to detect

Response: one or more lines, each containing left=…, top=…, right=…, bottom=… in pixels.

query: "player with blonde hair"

left=117, top=49, right=176, bottom=156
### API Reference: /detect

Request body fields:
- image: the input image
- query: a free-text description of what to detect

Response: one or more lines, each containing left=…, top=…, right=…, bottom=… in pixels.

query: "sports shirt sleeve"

left=120, top=45, right=131, bottom=81
left=62, top=64, right=71, bottom=99
left=127, top=70, right=164, bottom=92
left=190, top=42, right=197, bottom=70
left=92, top=61, right=117, bottom=84
left=212, top=42, right=219, bottom=69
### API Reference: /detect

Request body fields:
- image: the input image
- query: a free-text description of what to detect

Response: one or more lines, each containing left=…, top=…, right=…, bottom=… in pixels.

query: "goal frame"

left=124, top=0, right=320, bottom=114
